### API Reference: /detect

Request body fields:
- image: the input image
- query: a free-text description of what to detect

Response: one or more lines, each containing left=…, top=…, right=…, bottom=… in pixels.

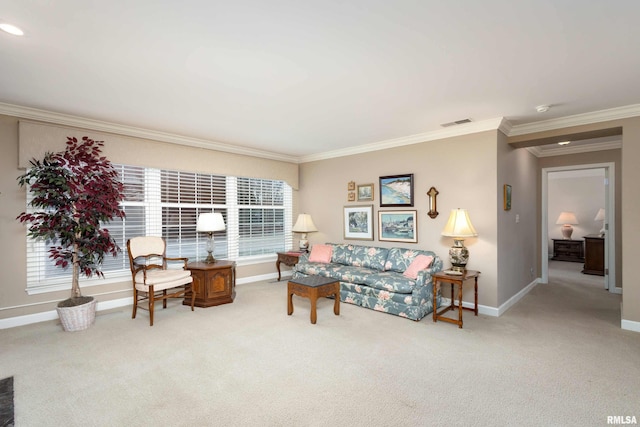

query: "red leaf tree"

left=17, top=136, right=126, bottom=304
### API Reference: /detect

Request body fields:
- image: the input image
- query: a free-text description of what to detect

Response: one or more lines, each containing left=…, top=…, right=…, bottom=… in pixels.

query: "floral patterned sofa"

left=291, top=243, right=443, bottom=320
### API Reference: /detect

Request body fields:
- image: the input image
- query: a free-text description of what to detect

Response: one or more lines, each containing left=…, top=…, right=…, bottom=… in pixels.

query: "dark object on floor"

left=0, top=376, right=14, bottom=427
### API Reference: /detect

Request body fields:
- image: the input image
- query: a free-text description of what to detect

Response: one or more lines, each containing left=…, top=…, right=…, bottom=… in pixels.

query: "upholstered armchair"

left=127, top=236, right=195, bottom=326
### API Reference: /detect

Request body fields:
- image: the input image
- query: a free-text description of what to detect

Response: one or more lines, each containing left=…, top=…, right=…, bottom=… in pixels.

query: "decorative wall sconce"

left=427, top=187, right=439, bottom=219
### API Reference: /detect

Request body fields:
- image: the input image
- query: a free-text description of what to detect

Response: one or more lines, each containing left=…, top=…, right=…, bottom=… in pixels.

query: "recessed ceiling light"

left=536, top=105, right=550, bottom=113
left=0, top=23, right=24, bottom=36
left=558, top=141, right=571, bottom=146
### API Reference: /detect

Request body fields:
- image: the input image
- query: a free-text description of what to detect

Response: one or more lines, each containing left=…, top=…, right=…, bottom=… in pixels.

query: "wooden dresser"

left=583, top=234, right=605, bottom=276
left=551, top=239, right=584, bottom=262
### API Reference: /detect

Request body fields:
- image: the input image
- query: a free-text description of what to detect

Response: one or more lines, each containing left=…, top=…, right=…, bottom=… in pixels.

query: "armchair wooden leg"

left=163, top=290, right=167, bottom=309
left=132, top=288, right=138, bottom=319
left=149, top=285, right=155, bottom=327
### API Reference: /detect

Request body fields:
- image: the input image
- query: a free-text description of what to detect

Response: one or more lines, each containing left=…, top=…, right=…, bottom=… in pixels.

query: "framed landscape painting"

left=378, top=210, right=417, bottom=243
left=379, top=174, right=414, bottom=207
left=343, top=205, right=374, bottom=240
left=357, top=183, right=374, bottom=201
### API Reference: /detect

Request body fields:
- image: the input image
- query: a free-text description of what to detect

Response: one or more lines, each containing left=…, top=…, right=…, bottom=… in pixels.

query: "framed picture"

left=347, top=181, right=356, bottom=191
left=357, top=183, right=374, bottom=201
left=504, top=184, right=512, bottom=211
left=378, top=210, right=417, bottom=243
left=348, top=192, right=355, bottom=202
left=379, top=174, right=414, bottom=207
left=343, top=205, right=374, bottom=240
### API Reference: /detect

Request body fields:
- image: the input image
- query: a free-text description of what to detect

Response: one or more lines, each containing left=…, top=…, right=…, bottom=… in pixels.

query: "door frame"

left=541, top=162, right=619, bottom=293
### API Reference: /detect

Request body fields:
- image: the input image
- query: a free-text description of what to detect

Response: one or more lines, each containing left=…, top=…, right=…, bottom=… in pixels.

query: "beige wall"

left=496, top=131, right=539, bottom=306
left=299, top=130, right=506, bottom=309
left=0, top=115, right=298, bottom=320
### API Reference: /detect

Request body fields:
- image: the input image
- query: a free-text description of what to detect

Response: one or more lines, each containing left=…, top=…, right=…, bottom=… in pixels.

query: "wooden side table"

left=288, top=276, right=340, bottom=324
left=185, top=260, right=236, bottom=307
left=432, top=270, right=480, bottom=329
left=276, top=251, right=303, bottom=281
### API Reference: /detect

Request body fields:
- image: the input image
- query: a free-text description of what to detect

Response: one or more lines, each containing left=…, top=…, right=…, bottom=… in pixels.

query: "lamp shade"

left=292, top=214, right=318, bottom=233
left=594, top=208, right=605, bottom=221
left=556, top=212, right=578, bottom=225
left=441, top=209, right=478, bottom=238
left=196, top=212, right=226, bottom=232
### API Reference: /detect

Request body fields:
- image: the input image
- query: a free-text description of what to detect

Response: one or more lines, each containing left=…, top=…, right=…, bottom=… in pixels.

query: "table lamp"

left=292, top=213, right=317, bottom=252
left=556, top=211, right=578, bottom=240
left=441, top=208, right=478, bottom=273
left=196, top=212, right=226, bottom=263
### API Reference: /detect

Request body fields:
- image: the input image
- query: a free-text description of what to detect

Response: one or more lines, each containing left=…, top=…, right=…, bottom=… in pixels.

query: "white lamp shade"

left=196, top=212, right=226, bottom=232
left=292, top=214, right=318, bottom=233
left=594, top=208, right=605, bottom=221
left=441, top=209, right=478, bottom=237
left=556, top=212, right=578, bottom=225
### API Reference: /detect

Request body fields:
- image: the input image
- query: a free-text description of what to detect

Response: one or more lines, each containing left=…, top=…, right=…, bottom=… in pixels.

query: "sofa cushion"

left=385, top=248, right=428, bottom=273
left=403, top=254, right=434, bottom=279
left=367, top=272, right=416, bottom=294
left=309, top=244, right=332, bottom=263
left=350, top=245, right=389, bottom=271
left=330, top=243, right=353, bottom=265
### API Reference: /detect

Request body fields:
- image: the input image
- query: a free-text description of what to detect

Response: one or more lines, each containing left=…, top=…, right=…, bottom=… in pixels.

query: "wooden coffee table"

left=287, top=276, right=340, bottom=324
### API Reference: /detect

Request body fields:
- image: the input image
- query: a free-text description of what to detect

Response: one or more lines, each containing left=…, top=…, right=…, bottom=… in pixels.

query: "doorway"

left=541, top=162, right=619, bottom=293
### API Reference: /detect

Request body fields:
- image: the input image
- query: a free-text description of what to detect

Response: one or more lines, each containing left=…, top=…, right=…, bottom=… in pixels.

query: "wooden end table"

left=432, top=270, right=480, bottom=329
left=287, top=276, right=340, bottom=324
left=185, top=260, right=236, bottom=307
left=276, top=251, right=303, bottom=281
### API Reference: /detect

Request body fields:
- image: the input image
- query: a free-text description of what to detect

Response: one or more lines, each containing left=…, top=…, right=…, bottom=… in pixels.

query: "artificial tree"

left=17, top=136, right=125, bottom=311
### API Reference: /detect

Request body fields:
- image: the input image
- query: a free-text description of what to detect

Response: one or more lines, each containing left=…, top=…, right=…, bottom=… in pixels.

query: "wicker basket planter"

left=56, top=297, right=97, bottom=332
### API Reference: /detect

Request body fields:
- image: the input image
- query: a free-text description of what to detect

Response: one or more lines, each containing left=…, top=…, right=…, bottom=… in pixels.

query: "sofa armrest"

left=298, top=252, right=310, bottom=263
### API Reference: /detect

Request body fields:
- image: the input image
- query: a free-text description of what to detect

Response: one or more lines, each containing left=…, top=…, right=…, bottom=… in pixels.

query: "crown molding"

left=508, top=104, right=640, bottom=136
left=300, top=117, right=506, bottom=163
left=0, top=102, right=299, bottom=163
left=526, top=140, right=622, bottom=158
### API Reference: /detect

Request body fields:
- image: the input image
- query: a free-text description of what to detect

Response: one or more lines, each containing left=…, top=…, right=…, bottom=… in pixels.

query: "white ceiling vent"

left=440, top=118, right=472, bottom=127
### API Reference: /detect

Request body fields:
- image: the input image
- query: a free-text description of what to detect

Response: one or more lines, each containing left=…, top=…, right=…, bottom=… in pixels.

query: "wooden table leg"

left=458, top=283, right=463, bottom=328
left=333, top=285, right=340, bottom=316
left=287, top=286, right=294, bottom=316
left=474, top=277, right=478, bottom=315
left=309, top=289, right=318, bottom=324
left=433, top=280, right=439, bottom=322
left=276, top=259, right=282, bottom=281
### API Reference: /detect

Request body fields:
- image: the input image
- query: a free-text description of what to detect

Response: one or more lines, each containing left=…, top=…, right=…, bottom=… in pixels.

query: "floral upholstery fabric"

left=293, top=243, right=443, bottom=321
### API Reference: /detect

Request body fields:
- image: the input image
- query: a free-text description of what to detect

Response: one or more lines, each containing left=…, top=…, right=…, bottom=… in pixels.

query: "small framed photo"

left=357, top=183, right=374, bottom=201
left=378, top=210, right=417, bottom=243
left=348, top=192, right=356, bottom=202
left=504, top=184, right=512, bottom=211
left=379, top=174, right=414, bottom=207
left=344, top=205, right=374, bottom=240
left=347, top=181, right=356, bottom=191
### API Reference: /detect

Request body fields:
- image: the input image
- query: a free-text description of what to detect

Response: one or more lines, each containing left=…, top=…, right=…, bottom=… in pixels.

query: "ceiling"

left=1, top=1, right=638, bottom=161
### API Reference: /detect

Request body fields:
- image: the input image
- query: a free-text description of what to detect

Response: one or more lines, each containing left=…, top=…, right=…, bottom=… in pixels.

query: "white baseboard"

left=439, top=278, right=539, bottom=318
left=496, top=278, right=540, bottom=316
left=0, top=274, right=287, bottom=329
left=621, top=319, right=640, bottom=333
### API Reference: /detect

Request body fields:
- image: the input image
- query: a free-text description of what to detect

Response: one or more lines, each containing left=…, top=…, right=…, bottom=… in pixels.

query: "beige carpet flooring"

left=1, top=262, right=639, bottom=426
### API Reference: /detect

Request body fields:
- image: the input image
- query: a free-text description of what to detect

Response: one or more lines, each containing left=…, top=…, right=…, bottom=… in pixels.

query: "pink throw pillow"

left=309, top=244, right=333, bottom=263
left=403, top=255, right=434, bottom=279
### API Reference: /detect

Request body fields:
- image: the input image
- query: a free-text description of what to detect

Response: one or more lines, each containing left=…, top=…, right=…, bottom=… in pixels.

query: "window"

left=25, top=164, right=292, bottom=293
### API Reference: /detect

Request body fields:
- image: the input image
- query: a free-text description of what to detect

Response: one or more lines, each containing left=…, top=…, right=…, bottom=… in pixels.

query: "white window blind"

left=24, top=163, right=292, bottom=292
